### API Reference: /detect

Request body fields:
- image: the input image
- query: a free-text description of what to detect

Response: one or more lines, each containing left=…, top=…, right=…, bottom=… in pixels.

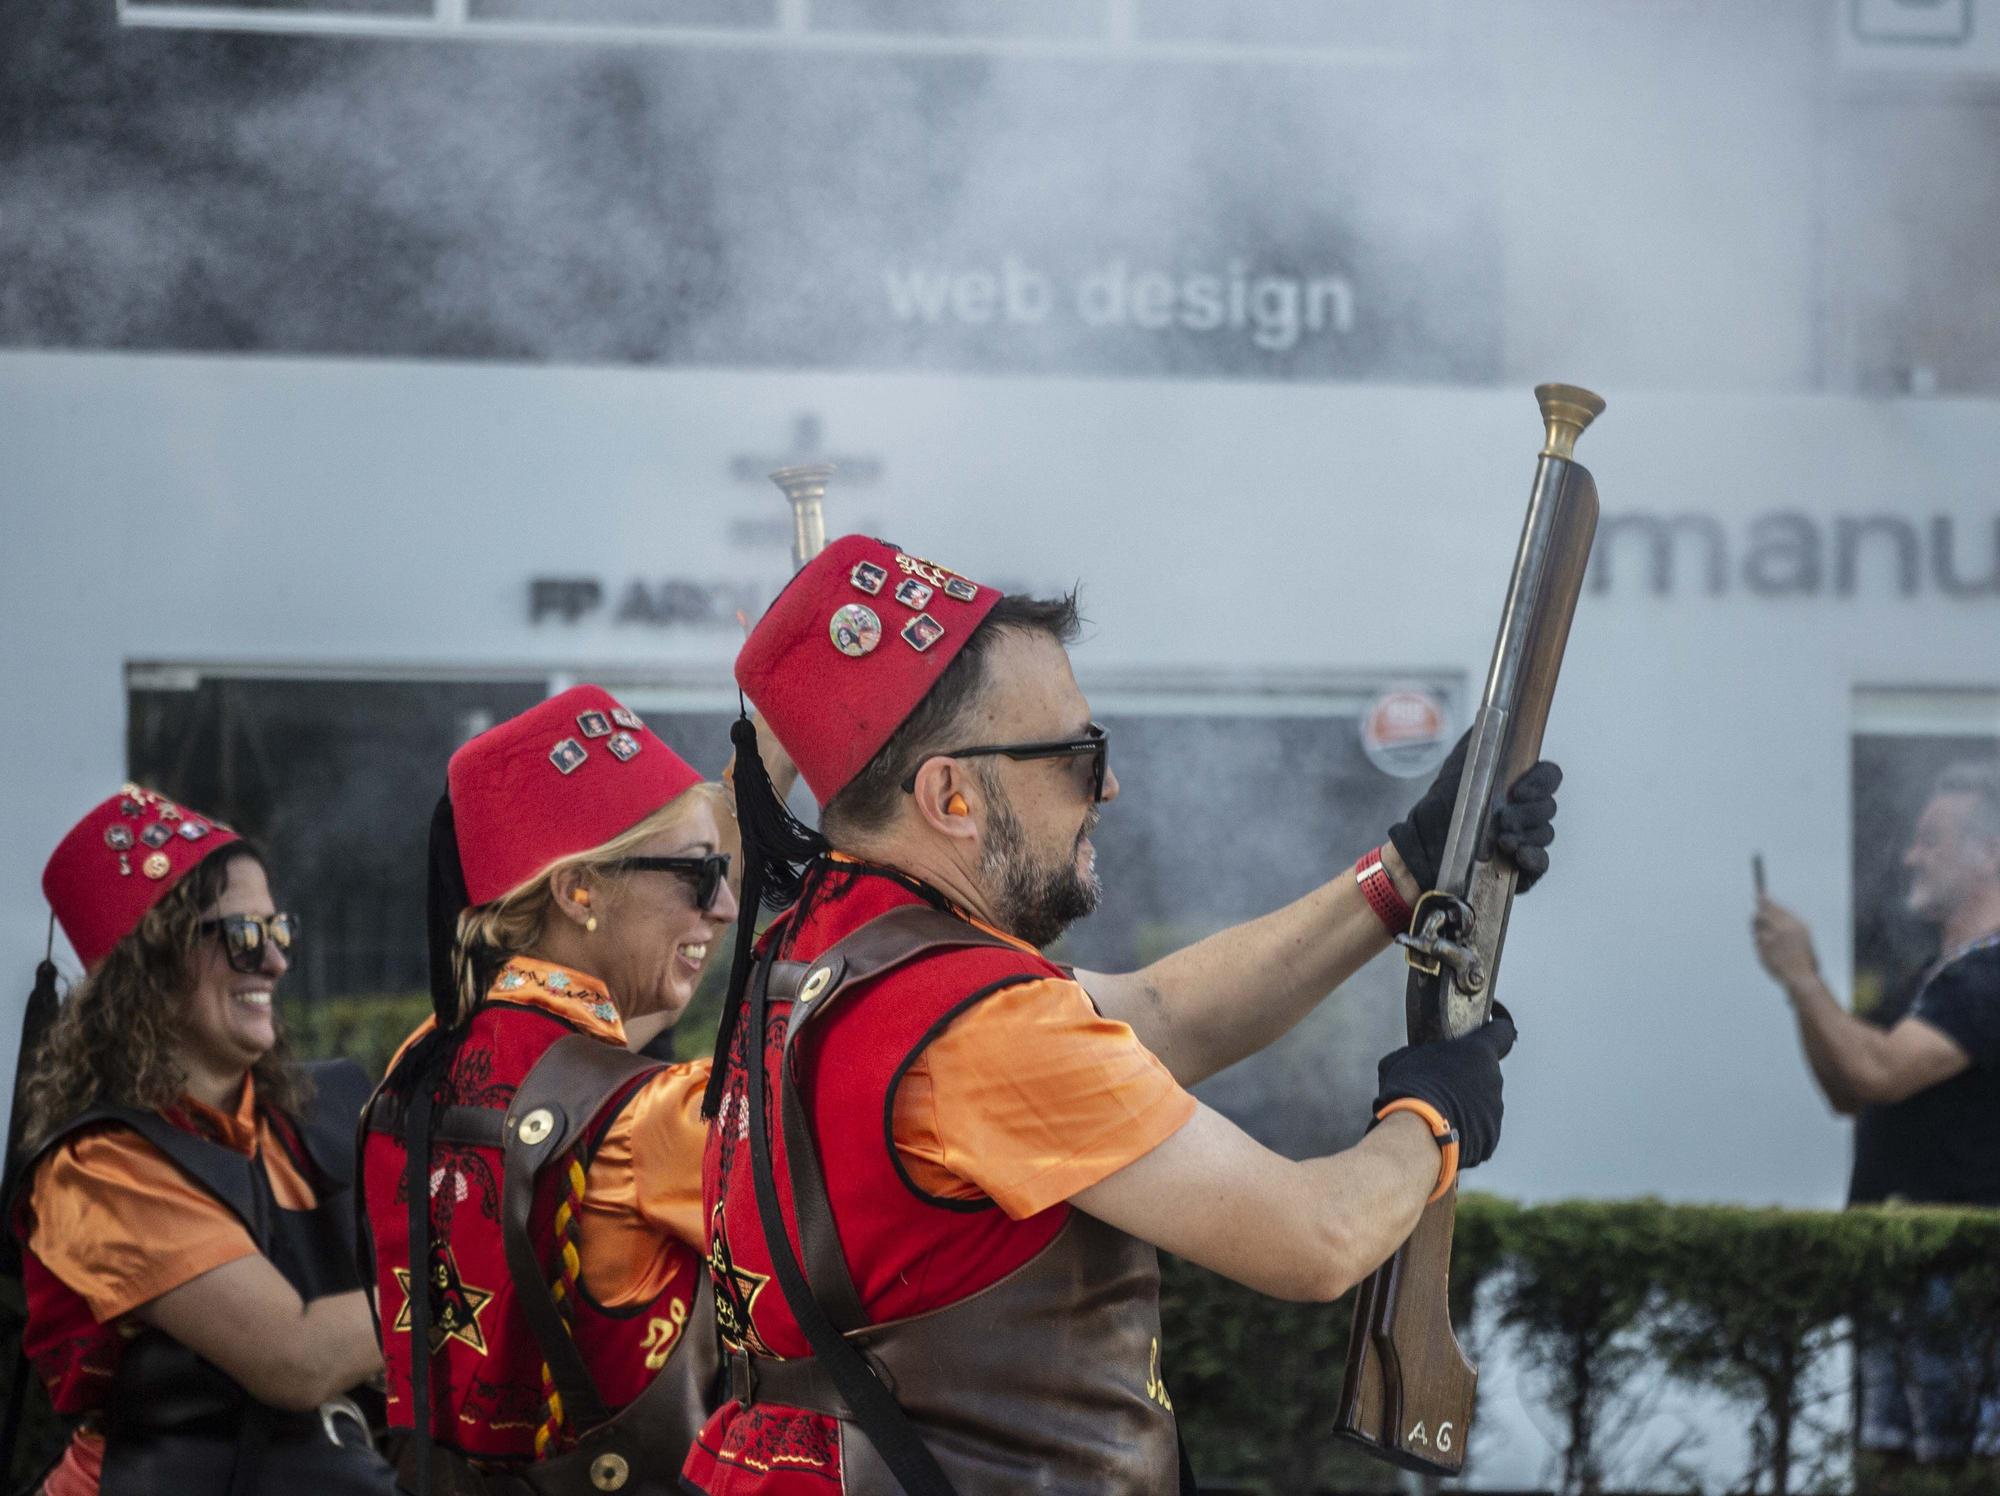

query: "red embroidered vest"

left=687, top=871, right=1088, bottom=1490
left=363, top=991, right=704, bottom=1460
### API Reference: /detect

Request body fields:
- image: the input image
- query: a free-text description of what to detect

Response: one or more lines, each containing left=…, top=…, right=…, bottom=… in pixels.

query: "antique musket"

left=1334, top=383, right=1604, bottom=1473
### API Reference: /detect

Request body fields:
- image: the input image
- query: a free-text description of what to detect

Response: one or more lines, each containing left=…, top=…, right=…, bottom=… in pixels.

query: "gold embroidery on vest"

left=708, top=1204, right=775, bottom=1357
left=392, top=1244, right=495, bottom=1355
left=1145, top=1338, right=1174, bottom=1412
left=642, top=1298, right=691, bottom=1370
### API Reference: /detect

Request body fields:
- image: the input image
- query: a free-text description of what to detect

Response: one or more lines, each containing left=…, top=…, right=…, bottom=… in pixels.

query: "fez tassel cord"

left=703, top=709, right=830, bottom=1118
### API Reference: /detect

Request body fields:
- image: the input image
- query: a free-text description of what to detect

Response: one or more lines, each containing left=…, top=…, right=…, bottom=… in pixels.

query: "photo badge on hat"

left=829, top=603, right=882, bottom=657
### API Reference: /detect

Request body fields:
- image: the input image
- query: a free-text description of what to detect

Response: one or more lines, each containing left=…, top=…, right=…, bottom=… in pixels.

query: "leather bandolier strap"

left=738, top=905, right=1187, bottom=1496
left=377, top=1034, right=719, bottom=1496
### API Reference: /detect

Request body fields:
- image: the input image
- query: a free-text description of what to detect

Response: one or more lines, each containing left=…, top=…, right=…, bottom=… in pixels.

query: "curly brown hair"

left=19, top=842, right=302, bottom=1156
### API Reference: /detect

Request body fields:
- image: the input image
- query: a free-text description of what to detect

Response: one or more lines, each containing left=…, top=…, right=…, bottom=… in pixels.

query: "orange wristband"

left=1375, top=1096, right=1461, bottom=1204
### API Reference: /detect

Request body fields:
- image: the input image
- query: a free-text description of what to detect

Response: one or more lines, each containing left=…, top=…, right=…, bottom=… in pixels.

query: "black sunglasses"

left=199, top=913, right=301, bottom=974
left=604, top=852, right=733, bottom=912
left=900, top=723, right=1110, bottom=803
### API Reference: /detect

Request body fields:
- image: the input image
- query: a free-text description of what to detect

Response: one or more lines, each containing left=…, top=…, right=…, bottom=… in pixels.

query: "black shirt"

left=1849, top=935, right=2000, bottom=1207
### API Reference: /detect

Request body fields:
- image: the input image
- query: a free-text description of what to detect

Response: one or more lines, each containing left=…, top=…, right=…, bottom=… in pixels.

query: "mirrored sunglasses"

left=198, top=912, right=301, bottom=974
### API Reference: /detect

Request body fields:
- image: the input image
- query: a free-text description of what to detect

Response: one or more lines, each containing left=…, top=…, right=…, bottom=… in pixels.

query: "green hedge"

left=1163, top=1196, right=2000, bottom=1495
left=16, top=983, right=2000, bottom=1495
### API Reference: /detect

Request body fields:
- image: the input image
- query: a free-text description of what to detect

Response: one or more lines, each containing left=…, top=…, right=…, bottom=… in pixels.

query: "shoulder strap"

left=746, top=906, right=1029, bottom=1496
left=776, top=906, right=1026, bottom=1331
left=18, top=1106, right=263, bottom=1239
left=499, top=1033, right=663, bottom=1437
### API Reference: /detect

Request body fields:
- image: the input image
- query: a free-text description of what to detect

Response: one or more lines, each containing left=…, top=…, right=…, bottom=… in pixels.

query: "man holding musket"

left=684, top=535, right=1562, bottom=1494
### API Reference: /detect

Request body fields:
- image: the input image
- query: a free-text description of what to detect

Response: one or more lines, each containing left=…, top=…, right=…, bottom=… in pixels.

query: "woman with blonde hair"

left=361, top=686, right=739, bottom=1496
left=7, top=787, right=394, bottom=1495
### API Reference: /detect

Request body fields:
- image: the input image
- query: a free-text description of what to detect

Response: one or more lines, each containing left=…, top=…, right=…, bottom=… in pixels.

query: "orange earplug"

left=572, top=889, right=591, bottom=907
left=946, top=794, right=969, bottom=816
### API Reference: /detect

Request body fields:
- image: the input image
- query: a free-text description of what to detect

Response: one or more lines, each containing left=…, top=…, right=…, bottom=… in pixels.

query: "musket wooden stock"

left=1334, top=384, right=1603, bottom=1474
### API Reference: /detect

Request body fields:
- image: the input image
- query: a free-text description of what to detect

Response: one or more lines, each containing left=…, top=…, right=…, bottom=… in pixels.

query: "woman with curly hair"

left=9, top=787, right=395, bottom=1496
left=362, top=685, right=749, bottom=1496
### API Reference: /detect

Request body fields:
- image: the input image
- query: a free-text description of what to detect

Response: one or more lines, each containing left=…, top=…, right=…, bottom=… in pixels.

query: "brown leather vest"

left=732, top=911, right=1182, bottom=1494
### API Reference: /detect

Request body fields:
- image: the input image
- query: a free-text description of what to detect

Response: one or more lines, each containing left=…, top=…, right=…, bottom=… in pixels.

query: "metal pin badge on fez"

left=901, top=613, right=945, bottom=653
left=576, top=710, right=613, bottom=740
left=895, top=552, right=951, bottom=588
left=829, top=603, right=882, bottom=657
left=943, top=576, right=979, bottom=603
left=849, top=561, right=887, bottom=596
left=611, top=707, right=644, bottom=730
left=606, top=731, right=641, bottom=762
left=893, top=578, right=934, bottom=611
left=140, top=823, right=173, bottom=849
left=178, top=820, right=211, bottom=841
left=142, top=852, right=172, bottom=880
left=104, top=824, right=135, bottom=851
left=549, top=738, right=589, bottom=775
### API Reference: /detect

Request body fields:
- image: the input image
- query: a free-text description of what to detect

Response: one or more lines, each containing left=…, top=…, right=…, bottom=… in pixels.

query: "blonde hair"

left=451, top=781, right=731, bottom=1021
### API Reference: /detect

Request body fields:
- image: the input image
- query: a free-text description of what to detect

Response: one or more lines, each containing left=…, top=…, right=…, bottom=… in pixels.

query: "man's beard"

left=980, top=788, right=1101, bottom=950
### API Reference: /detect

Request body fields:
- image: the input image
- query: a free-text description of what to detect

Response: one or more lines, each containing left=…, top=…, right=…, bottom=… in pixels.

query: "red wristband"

left=1355, top=847, right=1414, bottom=936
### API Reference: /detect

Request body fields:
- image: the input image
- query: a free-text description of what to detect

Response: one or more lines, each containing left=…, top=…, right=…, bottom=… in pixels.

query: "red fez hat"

left=736, top=534, right=1000, bottom=805
left=43, top=787, right=244, bottom=971
left=448, top=684, right=703, bottom=906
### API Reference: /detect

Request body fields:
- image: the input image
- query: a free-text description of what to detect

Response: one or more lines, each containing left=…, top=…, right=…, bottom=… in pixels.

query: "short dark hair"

left=1933, top=760, right=2000, bottom=846
left=822, top=591, right=1083, bottom=841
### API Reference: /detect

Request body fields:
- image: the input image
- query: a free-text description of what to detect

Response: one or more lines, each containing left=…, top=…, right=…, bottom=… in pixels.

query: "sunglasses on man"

left=603, top=852, right=734, bottom=912
left=900, top=723, right=1110, bottom=804
left=199, top=913, right=301, bottom=975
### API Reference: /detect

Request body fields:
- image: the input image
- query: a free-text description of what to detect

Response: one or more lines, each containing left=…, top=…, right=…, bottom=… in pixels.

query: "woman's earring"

left=586, top=915, right=598, bottom=934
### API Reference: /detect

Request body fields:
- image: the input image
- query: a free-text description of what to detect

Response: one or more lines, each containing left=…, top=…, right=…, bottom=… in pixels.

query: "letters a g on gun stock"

left=1333, top=383, right=1603, bottom=1474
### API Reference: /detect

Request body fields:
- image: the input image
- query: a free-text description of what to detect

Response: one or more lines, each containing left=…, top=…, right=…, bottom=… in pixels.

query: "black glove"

left=1371, top=1003, right=1517, bottom=1172
left=1386, top=731, right=1563, bottom=894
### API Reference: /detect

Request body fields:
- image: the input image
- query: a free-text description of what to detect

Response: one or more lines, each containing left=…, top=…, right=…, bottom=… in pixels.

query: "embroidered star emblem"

left=707, top=1204, right=774, bottom=1357
left=393, top=1243, right=495, bottom=1356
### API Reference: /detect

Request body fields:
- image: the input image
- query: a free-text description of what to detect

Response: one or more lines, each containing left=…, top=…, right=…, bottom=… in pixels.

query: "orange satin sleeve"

left=891, top=977, right=1196, bottom=1221
left=25, top=1119, right=315, bottom=1324
left=577, top=1058, right=711, bottom=1310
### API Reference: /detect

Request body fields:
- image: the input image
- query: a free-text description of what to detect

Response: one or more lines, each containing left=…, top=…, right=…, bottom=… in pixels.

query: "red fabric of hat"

left=448, top=684, right=703, bottom=906
left=736, top=534, right=1001, bottom=805
left=43, top=788, right=243, bottom=971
